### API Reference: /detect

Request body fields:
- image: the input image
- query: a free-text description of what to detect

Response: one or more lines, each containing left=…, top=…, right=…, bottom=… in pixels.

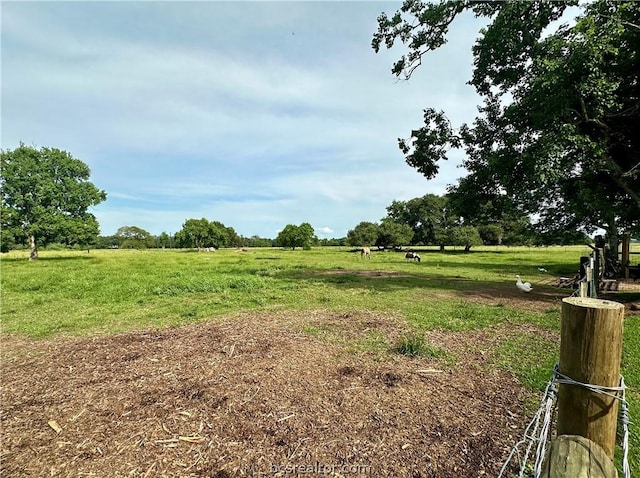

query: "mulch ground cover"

left=1, top=308, right=538, bottom=478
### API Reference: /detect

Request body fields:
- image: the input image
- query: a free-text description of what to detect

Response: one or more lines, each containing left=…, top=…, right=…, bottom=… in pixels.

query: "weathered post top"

left=561, top=297, right=625, bottom=310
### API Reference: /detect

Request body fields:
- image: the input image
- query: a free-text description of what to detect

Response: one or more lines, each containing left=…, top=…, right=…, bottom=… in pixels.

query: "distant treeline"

left=2, top=193, right=597, bottom=254
left=92, top=228, right=348, bottom=250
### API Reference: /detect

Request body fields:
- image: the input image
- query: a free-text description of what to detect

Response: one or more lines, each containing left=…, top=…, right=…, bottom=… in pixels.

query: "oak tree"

left=1, top=145, right=106, bottom=259
left=385, top=194, right=449, bottom=246
left=115, top=226, right=154, bottom=249
left=373, top=0, right=640, bottom=252
left=376, top=219, right=415, bottom=249
left=276, top=223, right=317, bottom=250
left=347, top=221, right=380, bottom=247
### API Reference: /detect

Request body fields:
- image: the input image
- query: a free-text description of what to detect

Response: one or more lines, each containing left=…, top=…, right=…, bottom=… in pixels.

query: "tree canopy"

left=276, top=223, right=317, bottom=250
left=376, top=219, right=415, bottom=249
left=346, top=219, right=414, bottom=250
left=373, top=0, right=640, bottom=251
left=347, top=221, right=380, bottom=247
left=174, top=218, right=240, bottom=249
left=115, top=226, right=155, bottom=249
left=1, top=145, right=106, bottom=259
left=386, top=194, right=450, bottom=246
left=448, top=225, right=483, bottom=252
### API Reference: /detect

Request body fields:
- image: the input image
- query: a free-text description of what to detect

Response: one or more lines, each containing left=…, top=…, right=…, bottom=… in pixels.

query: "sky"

left=1, top=0, right=489, bottom=239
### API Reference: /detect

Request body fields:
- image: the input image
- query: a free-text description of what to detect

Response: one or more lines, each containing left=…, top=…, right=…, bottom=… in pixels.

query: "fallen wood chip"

left=224, top=344, right=235, bottom=357
left=155, top=438, right=179, bottom=444
left=277, top=413, right=295, bottom=423
left=143, top=462, right=156, bottom=478
left=71, top=408, right=87, bottom=422
left=179, top=436, right=205, bottom=443
left=416, top=369, right=444, bottom=374
left=48, top=419, right=62, bottom=434
left=239, top=387, right=260, bottom=406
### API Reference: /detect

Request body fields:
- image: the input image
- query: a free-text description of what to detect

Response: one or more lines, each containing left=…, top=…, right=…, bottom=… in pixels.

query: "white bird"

left=515, top=275, right=533, bottom=293
left=538, top=267, right=548, bottom=273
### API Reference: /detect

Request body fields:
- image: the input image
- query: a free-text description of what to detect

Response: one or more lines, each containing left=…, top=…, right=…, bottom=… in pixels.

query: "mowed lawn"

left=1, top=245, right=639, bottom=471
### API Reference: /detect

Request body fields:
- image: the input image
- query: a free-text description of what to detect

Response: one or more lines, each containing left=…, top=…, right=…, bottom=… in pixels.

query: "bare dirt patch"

left=457, top=280, right=640, bottom=316
left=460, top=283, right=567, bottom=313
left=3, top=310, right=538, bottom=477
left=462, top=286, right=640, bottom=317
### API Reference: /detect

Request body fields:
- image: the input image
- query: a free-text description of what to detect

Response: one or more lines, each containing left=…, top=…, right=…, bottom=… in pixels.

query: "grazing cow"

left=361, top=247, right=371, bottom=259
left=405, top=252, right=421, bottom=262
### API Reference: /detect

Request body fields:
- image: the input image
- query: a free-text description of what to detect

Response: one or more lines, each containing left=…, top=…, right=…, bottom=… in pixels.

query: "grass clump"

left=301, top=324, right=335, bottom=338
left=394, top=332, right=427, bottom=357
left=393, top=332, right=453, bottom=363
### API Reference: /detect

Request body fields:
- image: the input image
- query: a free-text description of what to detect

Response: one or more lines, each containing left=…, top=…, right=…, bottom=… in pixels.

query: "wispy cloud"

left=2, top=1, right=486, bottom=238
left=316, top=227, right=335, bottom=236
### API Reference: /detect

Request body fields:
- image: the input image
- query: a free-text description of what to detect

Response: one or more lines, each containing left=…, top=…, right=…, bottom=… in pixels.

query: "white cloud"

left=316, top=227, right=334, bottom=235
left=3, top=2, right=486, bottom=239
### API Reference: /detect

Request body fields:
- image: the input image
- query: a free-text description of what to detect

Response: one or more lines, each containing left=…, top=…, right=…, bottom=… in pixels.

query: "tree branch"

left=623, top=161, right=640, bottom=178
left=578, top=96, right=611, bottom=133
left=595, top=14, right=640, bottom=31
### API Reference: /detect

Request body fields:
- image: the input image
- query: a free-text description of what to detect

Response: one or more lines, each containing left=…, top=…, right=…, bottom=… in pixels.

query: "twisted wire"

left=497, top=364, right=631, bottom=478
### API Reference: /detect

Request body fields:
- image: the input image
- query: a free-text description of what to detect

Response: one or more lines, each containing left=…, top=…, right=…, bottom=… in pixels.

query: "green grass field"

left=1, top=245, right=638, bottom=471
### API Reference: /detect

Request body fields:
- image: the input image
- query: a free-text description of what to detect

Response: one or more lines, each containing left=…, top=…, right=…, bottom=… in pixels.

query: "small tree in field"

left=156, top=232, right=172, bottom=248
left=276, top=223, right=317, bottom=250
left=376, top=219, right=414, bottom=249
left=347, top=221, right=379, bottom=247
left=449, top=226, right=483, bottom=252
left=1, top=144, right=106, bottom=259
left=115, top=226, right=155, bottom=249
left=478, top=224, right=504, bottom=246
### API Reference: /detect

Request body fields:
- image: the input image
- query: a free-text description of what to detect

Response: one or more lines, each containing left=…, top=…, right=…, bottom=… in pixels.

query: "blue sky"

left=2, top=1, right=487, bottom=239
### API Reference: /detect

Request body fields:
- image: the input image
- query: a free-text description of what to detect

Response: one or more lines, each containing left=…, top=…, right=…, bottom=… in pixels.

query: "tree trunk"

left=604, top=218, right=619, bottom=266
left=29, top=235, right=38, bottom=260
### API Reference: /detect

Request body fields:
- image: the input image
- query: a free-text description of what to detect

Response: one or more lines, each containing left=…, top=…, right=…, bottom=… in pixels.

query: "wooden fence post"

left=622, top=234, right=630, bottom=279
left=557, top=297, right=625, bottom=459
left=540, top=435, right=618, bottom=478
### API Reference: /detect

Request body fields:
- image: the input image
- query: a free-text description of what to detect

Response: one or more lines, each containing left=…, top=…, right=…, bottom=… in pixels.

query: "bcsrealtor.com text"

left=248, top=462, right=372, bottom=476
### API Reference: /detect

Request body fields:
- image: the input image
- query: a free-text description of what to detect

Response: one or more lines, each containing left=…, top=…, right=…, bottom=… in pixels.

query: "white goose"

left=515, top=275, right=533, bottom=293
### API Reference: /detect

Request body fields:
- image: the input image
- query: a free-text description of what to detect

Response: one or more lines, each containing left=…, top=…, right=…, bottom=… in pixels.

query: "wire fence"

left=497, top=364, right=631, bottom=478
